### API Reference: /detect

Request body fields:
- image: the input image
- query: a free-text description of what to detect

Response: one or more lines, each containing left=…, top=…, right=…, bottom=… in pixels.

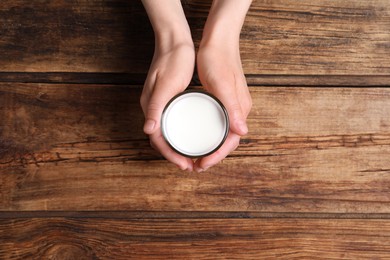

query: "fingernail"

left=237, top=120, right=248, bottom=135
left=195, top=166, right=204, bottom=173
left=177, top=163, right=187, bottom=171
left=144, top=119, right=156, bottom=133
left=195, top=165, right=210, bottom=173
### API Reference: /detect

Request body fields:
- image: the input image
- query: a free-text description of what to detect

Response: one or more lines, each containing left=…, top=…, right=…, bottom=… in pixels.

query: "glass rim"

left=161, top=90, right=229, bottom=158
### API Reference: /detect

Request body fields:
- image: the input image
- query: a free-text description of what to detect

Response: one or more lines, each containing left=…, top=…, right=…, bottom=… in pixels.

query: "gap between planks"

left=0, top=211, right=389, bottom=219
left=0, top=72, right=389, bottom=86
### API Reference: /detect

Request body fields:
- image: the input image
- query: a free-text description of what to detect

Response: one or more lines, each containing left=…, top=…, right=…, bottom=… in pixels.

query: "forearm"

left=141, top=0, right=192, bottom=51
left=201, top=0, right=252, bottom=46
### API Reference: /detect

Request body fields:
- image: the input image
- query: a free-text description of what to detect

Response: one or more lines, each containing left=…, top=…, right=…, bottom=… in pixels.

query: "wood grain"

left=0, top=0, right=153, bottom=73
left=1, top=1, right=390, bottom=258
left=1, top=218, right=389, bottom=259
left=1, top=84, right=390, bottom=212
left=238, top=0, right=390, bottom=75
left=0, top=0, right=389, bottom=78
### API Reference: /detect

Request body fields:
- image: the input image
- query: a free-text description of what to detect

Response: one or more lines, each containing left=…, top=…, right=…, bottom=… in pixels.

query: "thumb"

left=225, top=98, right=248, bottom=136
left=143, top=85, right=179, bottom=135
left=143, top=104, right=160, bottom=135
left=206, top=78, right=248, bottom=136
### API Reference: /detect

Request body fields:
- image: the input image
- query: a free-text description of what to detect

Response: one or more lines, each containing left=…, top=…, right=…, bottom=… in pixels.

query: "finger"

left=204, top=77, right=248, bottom=136
left=194, top=132, right=240, bottom=172
left=226, top=96, right=248, bottom=136
left=150, top=130, right=194, bottom=171
left=236, top=73, right=252, bottom=117
left=140, top=70, right=158, bottom=115
left=143, top=79, right=182, bottom=135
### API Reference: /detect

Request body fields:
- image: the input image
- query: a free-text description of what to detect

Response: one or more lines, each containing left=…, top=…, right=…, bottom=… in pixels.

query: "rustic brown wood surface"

left=0, top=0, right=389, bottom=82
left=1, top=218, right=390, bottom=259
left=1, top=85, right=390, bottom=213
left=1, top=0, right=390, bottom=258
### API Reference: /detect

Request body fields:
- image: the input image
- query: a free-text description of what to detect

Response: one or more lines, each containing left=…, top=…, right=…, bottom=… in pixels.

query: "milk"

left=161, top=91, right=229, bottom=157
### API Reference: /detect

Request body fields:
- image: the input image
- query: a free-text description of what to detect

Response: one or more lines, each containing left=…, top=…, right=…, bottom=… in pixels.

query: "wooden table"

left=1, top=0, right=390, bottom=259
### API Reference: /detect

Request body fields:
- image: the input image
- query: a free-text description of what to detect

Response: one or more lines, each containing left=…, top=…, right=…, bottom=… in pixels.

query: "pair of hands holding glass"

left=140, top=0, right=252, bottom=172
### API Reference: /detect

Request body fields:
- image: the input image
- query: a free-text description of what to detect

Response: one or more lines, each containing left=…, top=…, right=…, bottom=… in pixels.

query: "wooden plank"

left=237, top=0, right=390, bottom=75
left=0, top=0, right=154, bottom=73
left=0, top=0, right=389, bottom=78
left=1, top=218, right=389, bottom=259
left=1, top=84, right=390, bottom=212
left=2, top=155, right=390, bottom=212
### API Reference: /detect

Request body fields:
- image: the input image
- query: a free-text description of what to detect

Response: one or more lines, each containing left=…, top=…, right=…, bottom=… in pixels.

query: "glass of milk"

left=161, top=90, right=229, bottom=158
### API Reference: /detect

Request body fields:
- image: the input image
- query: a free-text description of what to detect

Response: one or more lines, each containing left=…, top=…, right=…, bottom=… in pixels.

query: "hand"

left=140, top=0, right=252, bottom=171
left=140, top=0, right=196, bottom=171
left=195, top=41, right=252, bottom=172
left=141, top=41, right=195, bottom=171
left=194, top=0, right=253, bottom=172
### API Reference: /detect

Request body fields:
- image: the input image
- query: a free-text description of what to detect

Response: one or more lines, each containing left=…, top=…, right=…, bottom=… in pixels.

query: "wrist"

left=142, top=0, right=194, bottom=52
left=200, top=0, right=251, bottom=49
left=200, top=22, right=241, bottom=50
left=154, top=24, right=194, bottom=53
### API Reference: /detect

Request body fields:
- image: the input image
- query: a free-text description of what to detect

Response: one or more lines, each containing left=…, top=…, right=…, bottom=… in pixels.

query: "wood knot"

left=36, top=91, right=48, bottom=102
left=44, top=243, right=95, bottom=260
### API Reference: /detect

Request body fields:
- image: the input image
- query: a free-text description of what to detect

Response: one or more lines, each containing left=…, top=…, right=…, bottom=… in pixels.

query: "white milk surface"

left=162, top=92, right=228, bottom=157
